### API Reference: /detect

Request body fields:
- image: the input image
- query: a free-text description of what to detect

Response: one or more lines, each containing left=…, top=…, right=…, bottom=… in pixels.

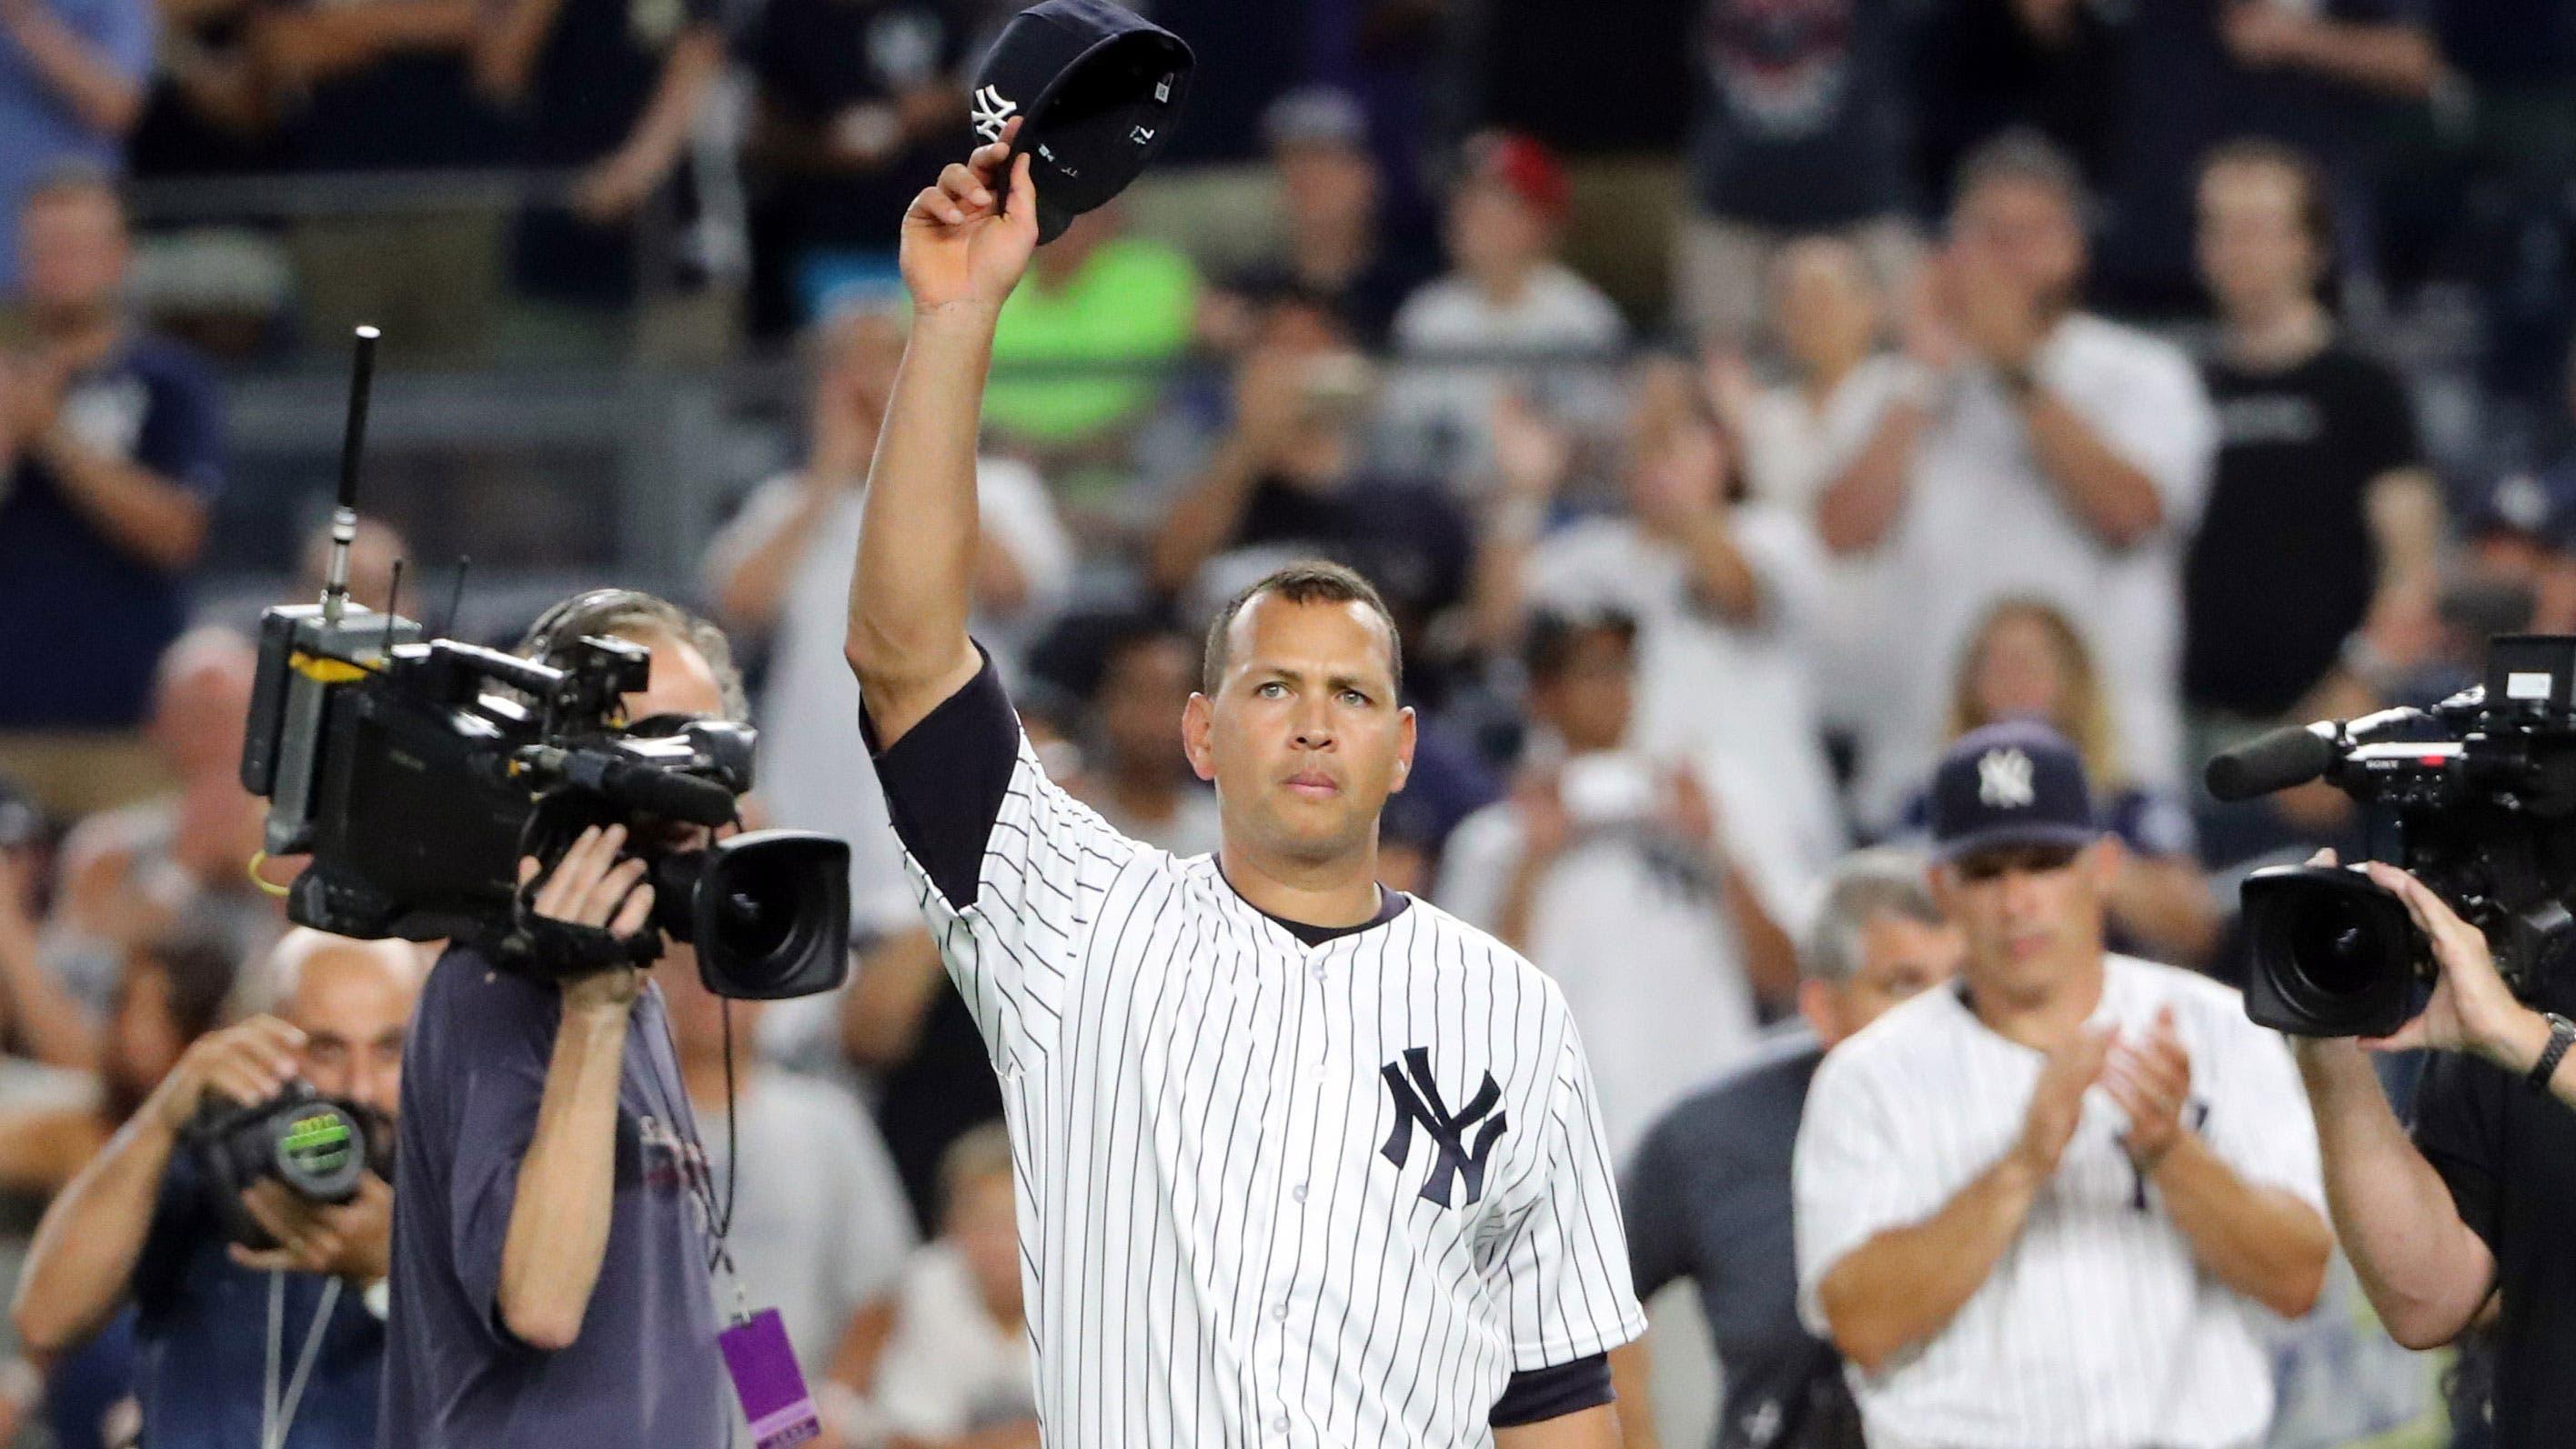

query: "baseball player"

left=1792, top=720, right=2330, bottom=1448
left=840, top=130, right=1644, bottom=1445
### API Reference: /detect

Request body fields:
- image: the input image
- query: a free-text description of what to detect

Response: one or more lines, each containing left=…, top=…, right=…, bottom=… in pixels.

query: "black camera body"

left=2214, top=635, right=2576, bottom=1037
left=186, top=1081, right=378, bottom=1249
left=239, top=601, right=851, bottom=1000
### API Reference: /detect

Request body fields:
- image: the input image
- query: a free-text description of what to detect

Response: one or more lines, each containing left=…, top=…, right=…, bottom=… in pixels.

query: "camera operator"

left=377, top=589, right=743, bottom=1447
left=10, top=928, right=421, bottom=1449
left=2296, top=851, right=2576, bottom=1445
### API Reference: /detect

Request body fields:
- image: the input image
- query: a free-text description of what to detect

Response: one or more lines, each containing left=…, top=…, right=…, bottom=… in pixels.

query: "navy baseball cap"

left=2473, top=462, right=2576, bottom=551
left=970, top=0, right=1193, bottom=244
left=1928, top=720, right=2100, bottom=864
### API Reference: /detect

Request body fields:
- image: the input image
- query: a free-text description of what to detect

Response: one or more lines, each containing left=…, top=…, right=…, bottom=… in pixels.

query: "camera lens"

left=2282, top=892, right=2394, bottom=1000
left=270, top=1101, right=367, bottom=1202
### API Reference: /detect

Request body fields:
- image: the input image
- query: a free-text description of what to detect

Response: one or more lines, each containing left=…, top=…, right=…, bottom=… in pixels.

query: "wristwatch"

left=2527, top=1012, right=2576, bottom=1094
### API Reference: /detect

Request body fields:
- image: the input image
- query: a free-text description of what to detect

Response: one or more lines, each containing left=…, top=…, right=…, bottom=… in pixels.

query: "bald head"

left=266, top=930, right=420, bottom=1117
left=150, top=628, right=258, bottom=780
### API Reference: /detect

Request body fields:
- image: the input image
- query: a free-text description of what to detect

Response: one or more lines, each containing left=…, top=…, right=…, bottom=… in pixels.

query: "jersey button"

left=1273, top=1415, right=1291, bottom=1434
left=1273, top=1302, right=1290, bottom=1322
left=1291, top=1183, right=1307, bottom=1203
left=1310, top=963, right=1325, bottom=982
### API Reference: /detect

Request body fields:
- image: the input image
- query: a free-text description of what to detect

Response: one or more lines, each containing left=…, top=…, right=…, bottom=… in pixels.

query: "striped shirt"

left=869, top=657, right=1645, bottom=1446
left=1791, top=955, right=2321, bottom=1449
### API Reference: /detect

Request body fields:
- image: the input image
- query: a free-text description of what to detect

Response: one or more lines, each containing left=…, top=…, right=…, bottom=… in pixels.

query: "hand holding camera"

left=228, top=1173, right=392, bottom=1283
left=521, top=824, right=655, bottom=1010
left=2350, top=857, right=2550, bottom=1071
left=148, top=1016, right=307, bottom=1135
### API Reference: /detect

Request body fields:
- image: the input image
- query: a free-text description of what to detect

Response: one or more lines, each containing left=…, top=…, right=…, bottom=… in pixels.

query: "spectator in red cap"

left=1387, top=130, right=1626, bottom=488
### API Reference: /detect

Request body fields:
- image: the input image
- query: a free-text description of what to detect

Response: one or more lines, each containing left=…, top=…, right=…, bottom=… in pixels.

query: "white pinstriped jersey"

left=876, top=669, right=1645, bottom=1446
left=1791, top=955, right=2323, bottom=1449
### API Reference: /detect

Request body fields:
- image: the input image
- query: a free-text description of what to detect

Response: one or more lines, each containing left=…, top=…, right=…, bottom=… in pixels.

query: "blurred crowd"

left=5, top=0, right=2576, bottom=1444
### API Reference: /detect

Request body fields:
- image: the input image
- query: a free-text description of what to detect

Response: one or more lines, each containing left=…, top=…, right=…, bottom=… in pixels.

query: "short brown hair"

left=2199, top=136, right=2335, bottom=260
left=1199, top=560, right=1403, bottom=698
left=1952, top=127, right=2087, bottom=217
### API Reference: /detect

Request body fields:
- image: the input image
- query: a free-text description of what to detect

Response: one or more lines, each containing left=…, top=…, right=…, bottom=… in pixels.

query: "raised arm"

left=845, top=127, right=1037, bottom=748
left=14, top=1017, right=305, bottom=1356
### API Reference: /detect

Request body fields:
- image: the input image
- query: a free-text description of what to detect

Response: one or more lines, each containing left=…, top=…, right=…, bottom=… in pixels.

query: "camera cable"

left=260, top=1269, right=342, bottom=1449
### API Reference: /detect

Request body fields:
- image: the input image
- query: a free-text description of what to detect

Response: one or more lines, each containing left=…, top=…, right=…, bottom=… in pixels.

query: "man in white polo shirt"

left=1831, top=131, right=2217, bottom=830
left=1793, top=721, right=2329, bottom=1449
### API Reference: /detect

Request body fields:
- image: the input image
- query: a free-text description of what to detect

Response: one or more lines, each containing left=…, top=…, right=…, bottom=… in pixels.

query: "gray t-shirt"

left=1621, top=1027, right=1857, bottom=1449
left=380, top=947, right=727, bottom=1447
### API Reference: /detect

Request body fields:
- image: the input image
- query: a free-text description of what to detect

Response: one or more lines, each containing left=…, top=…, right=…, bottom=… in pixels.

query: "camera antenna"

left=382, top=558, right=406, bottom=652
left=320, top=325, right=380, bottom=629
left=440, top=555, right=471, bottom=640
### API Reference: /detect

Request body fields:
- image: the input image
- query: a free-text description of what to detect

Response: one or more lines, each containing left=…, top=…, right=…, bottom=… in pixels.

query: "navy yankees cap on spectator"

left=970, top=0, right=1193, bottom=244
left=2472, top=462, right=2576, bottom=552
left=1928, top=720, right=2100, bottom=863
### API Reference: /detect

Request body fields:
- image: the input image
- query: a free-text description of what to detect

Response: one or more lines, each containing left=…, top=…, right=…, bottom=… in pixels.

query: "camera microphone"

left=545, top=748, right=740, bottom=826
left=2206, top=723, right=2338, bottom=802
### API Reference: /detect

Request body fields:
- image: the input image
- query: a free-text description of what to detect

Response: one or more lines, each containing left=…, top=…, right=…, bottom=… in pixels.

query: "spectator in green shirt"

left=984, top=206, right=1198, bottom=454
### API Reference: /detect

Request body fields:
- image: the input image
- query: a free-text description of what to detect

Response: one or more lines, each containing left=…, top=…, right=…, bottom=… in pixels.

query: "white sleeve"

left=1732, top=505, right=1828, bottom=644
left=1793, top=1050, right=1936, bottom=1335
left=2042, top=331, right=2217, bottom=535
left=2197, top=1011, right=2326, bottom=1213
left=1484, top=999, right=1647, bottom=1367
left=697, top=475, right=806, bottom=608
left=1430, top=805, right=1521, bottom=934
left=974, top=458, right=1075, bottom=626
left=872, top=659, right=1141, bottom=1071
left=825, top=1084, right=922, bottom=1313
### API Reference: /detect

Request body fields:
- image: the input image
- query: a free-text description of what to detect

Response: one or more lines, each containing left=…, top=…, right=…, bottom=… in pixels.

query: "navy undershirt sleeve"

left=863, top=647, right=1019, bottom=910
left=1489, top=1352, right=1614, bottom=1426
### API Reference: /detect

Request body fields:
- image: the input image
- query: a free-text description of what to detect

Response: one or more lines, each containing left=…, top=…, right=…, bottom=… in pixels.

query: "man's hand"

left=2015, top=1026, right=2113, bottom=1178
left=1944, top=245, right=2046, bottom=372
left=900, top=119, right=1038, bottom=316
left=2220, top=2, right=2308, bottom=67
left=2358, top=860, right=2551, bottom=1072
left=1230, top=345, right=1313, bottom=469
left=521, top=824, right=654, bottom=1011
left=1490, top=392, right=1572, bottom=504
left=146, top=1017, right=306, bottom=1133
left=228, top=1173, right=393, bottom=1283
left=0, top=352, right=66, bottom=450
left=1509, top=768, right=1575, bottom=867
left=2105, top=1006, right=2193, bottom=1171
left=569, top=145, right=664, bottom=225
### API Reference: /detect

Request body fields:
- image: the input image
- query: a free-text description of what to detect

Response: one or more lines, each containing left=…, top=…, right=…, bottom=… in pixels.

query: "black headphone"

left=517, top=587, right=667, bottom=667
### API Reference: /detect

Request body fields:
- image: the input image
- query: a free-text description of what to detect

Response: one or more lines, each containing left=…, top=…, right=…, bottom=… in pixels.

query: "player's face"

left=1185, top=595, right=1415, bottom=867
left=287, top=948, right=418, bottom=1121
left=1936, top=840, right=2115, bottom=1003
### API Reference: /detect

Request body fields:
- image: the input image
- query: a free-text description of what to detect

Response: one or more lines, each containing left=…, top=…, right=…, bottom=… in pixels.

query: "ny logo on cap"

left=971, top=85, right=1018, bottom=142
left=1379, top=1048, right=1507, bottom=1209
left=1978, top=747, right=2036, bottom=809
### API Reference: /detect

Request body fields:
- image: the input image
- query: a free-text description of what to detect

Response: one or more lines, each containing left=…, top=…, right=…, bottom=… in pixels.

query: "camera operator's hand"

left=145, top=1017, right=307, bottom=1133
left=900, top=118, right=1037, bottom=317
left=227, top=1173, right=393, bottom=1284
left=522, top=824, right=655, bottom=1011
left=2359, top=860, right=2553, bottom=1073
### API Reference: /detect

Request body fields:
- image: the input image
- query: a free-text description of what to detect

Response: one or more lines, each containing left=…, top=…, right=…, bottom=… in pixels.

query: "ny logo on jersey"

left=1977, top=747, right=2036, bottom=809
left=1379, top=1048, right=1508, bottom=1209
left=970, top=85, right=1018, bottom=142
